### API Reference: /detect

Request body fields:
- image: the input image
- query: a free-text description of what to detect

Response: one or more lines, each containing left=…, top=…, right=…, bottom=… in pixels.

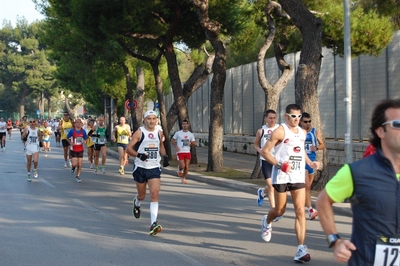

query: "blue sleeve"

left=67, top=129, right=73, bottom=138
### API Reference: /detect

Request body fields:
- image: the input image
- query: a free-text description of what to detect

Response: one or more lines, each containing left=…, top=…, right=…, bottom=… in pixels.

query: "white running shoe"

left=90, top=163, right=94, bottom=169
left=101, top=167, right=105, bottom=174
left=33, top=171, right=38, bottom=179
left=64, top=162, right=68, bottom=168
left=294, top=245, right=311, bottom=262
left=261, top=215, right=272, bottom=242
left=308, top=208, right=318, bottom=220
left=76, top=177, right=82, bottom=183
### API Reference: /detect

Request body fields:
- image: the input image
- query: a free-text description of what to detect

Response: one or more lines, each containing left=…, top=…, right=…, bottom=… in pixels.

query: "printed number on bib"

left=144, top=146, right=159, bottom=160
left=29, top=136, right=38, bottom=144
left=374, top=235, right=400, bottom=266
left=289, top=156, right=302, bottom=171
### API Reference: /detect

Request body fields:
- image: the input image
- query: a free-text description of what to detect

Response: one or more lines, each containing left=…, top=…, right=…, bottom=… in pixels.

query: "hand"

left=333, top=239, right=356, bottom=263
left=311, top=161, right=320, bottom=170
left=281, top=161, right=290, bottom=173
left=162, top=155, right=170, bottom=167
left=137, top=153, right=148, bottom=161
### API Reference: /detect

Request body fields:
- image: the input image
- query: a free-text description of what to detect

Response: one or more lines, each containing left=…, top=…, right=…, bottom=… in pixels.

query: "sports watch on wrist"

left=326, top=234, right=341, bottom=248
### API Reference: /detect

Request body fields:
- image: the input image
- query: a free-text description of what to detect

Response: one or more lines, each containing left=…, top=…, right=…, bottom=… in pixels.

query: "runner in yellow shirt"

left=112, top=116, right=131, bottom=175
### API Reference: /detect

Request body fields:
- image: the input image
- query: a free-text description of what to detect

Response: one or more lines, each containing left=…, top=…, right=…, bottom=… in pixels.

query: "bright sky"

left=0, top=0, right=45, bottom=27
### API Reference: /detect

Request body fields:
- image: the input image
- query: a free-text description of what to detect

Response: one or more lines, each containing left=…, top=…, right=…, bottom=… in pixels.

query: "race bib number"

left=180, top=139, right=191, bottom=152
left=29, top=136, right=38, bottom=144
left=98, top=137, right=106, bottom=144
left=289, top=155, right=302, bottom=172
left=74, top=137, right=83, bottom=145
left=305, top=140, right=313, bottom=154
left=91, top=136, right=97, bottom=143
left=144, top=145, right=159, bottom=161
left=374, top=235, right=400, bottom=266
left=120, top=135, right=127, bottom=141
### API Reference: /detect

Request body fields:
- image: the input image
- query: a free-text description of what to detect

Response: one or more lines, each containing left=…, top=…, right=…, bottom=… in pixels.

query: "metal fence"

left=165, top=31, right=400, bottom=140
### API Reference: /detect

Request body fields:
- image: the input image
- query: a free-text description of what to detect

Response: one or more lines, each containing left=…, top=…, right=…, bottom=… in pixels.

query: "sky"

left=1, top=0, right=45, bottom=27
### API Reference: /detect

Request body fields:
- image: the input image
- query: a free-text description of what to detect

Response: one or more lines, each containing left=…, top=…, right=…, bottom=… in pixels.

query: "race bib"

left=29, top=136, right=38, bottom=144
left=305, top=140, right=313, bottom=154
left=120, top=135, right=127, bottom=141
left=91, top=136, right=97, bottom=143
left=74, top=137, right=83, bottom=145
left=374, top=235, right=400, bottom=266
left=98, top=137, right=106, bottom=144
left=144, top=145, right=159, bottom=161
left=289, top=155, right=303, bottom=172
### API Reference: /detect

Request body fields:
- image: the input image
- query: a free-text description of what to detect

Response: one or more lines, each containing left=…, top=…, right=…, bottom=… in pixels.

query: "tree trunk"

left=134, top=66, right=145, bottom=131
left=192, top=0, right=226, bottom=172
left=251, top=0, right=294, bottom=179
left=278, top=0, right=328, bottom=188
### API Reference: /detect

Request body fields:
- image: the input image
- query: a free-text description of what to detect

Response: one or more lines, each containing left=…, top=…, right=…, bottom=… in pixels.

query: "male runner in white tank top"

left=259, top=104, right=320, bottom=263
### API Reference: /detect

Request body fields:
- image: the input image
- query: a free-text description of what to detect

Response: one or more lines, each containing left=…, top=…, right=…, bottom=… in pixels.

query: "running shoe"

left=120, top=169, right=124, bottom=175
left=2, top=147, right=5, bottom=151
left=71, top=167, right=76, bottom=174
left=68, top=160, right=72, bottom=168
left=257, top=188, right=264, bottom=206
left=76, top=177, right=82, bottom=183
left=273, top=216, right=283, bottom=222
left=90, top=163, right=94, bottom=169
left=44, top=153, right=48, bottom=157
left=132, top=198, right=141, bottom=219
left=27, top=174, right=32, bottom=182
left=149, top=222, right=162, bottom=236
left=308, top=208, right=318, bottom=220
left=261, top=215, right=272, bottom=242
left=101, top=167, right=105, bottom=174
left=118, top=167, right=122, bottom=174
left=95, top=167, right=98, bottom=175
left=33, top=170, right=38, bottom=179
left=64, top=162, right=68, bottom=168
left=294, top=245, right=311, bottom=263
left=181, top=178, right=187, bottom=184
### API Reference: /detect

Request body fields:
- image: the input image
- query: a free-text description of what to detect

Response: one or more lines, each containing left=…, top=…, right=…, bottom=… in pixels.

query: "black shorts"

left=273, top=183, right=305, bottom=193
left=132, top=166, right=161, bottom=183
left=70, top=151, right=84, bottom=158
left=54, top=132, right=60, bottom=137
left=261, top=160, right=273, bottom=179
left=0, top=132, right=6, bottom=138
left=94, top=144, right=106, bottom=151
left=62, top=139, right=70, bottom=148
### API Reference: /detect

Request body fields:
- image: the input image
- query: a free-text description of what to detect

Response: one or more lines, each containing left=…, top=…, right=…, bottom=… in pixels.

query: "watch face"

left=327, top=234, right=340, bottom=247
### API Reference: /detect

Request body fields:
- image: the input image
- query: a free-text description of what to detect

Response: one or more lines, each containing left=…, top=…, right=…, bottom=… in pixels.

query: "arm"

left=171, top=136, right=179, bottom=152
left=254, top=129, right=262, bottom=154
left=126, top=129, right=142, bottom=157
left=316, top=190, right=356, bottom=263
left=316, top=129, right=325, bottom=150
left=259, top=126, right=283, bottom=166
left=112, top=126, right=117, bottom=142
left=159, top=131, right=167, bottom=156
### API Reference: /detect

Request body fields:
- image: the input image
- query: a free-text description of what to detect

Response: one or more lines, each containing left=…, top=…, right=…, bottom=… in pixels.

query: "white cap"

left=144, top=110, right=157, bottom=118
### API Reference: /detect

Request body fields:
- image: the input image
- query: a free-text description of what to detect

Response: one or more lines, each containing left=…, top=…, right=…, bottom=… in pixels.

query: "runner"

left=58, top=112, right=73, bottom=168
left=0, top=117, right=6, bottom=151
left=21, top=118, right=42, bottom=181
left=6, top=118, right=13, bottom=140
left=84, top=119, right=95, bottom=169
left=66, top=118, right=88, bottom=183
left=40, top=121, right=53, bottom=157
left=90, top=115, right=108, bottom=175
left=52, top=118, right=61, bottom=147
left=112, top=116, right=131, bottom=175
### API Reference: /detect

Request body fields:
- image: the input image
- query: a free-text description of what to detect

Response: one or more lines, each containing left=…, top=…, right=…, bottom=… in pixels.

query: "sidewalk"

left=107, top=146, right=352, bottom=217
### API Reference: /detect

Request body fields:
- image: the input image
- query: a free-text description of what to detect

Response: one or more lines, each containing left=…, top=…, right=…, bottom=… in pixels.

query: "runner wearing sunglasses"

left=259, top=104, right=320, bottom=263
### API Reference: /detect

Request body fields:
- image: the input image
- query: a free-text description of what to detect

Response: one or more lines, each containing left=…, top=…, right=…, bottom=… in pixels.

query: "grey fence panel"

left=231, top=66, right=243, bottom=134
left=253, top=62, right=266, bottom=131
left=242, top=63, right=254, bottom=135
left=224, top=69, right=234, bottom=134
left=389, top=32, right=400, bottom=98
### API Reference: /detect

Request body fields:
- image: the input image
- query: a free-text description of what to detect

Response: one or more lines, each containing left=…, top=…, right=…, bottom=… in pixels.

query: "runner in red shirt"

left=66, top=118, right=88, bottom=183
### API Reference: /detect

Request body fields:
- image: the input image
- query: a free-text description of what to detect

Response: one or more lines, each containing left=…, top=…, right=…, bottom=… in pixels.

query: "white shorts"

left=26, top=144, right=39, bottom=155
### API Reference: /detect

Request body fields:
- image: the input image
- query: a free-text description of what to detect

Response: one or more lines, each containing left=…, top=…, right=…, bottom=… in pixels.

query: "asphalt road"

left=0, top=130, right=351, bottom=265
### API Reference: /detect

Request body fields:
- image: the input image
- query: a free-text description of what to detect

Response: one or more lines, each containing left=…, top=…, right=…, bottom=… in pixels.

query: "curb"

left=106, top=148, right=352, bottom=218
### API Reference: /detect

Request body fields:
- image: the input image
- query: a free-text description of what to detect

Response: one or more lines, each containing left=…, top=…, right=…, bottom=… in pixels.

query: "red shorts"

left=177, top=152, right=191, bottom=161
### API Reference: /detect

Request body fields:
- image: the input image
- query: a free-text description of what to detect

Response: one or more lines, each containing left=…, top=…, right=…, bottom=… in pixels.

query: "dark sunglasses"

left=302, top=120, right=311, bottom=123
left=30, top=121, right=36, bottom=123
left=64, top=114, right=69, bottom=116
left=382, top=120, right=400, bottom=129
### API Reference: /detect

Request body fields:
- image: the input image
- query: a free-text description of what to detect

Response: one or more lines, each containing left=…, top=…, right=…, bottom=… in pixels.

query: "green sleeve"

left=325, top=164, right=354, bottom=203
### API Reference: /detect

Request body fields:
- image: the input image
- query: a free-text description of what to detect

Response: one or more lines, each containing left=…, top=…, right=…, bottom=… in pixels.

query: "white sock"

left=150, top=202, right=159, bottom=224
left=135, top=195, right=141, bottom=207
left=261, top=191, right=266, bottom=197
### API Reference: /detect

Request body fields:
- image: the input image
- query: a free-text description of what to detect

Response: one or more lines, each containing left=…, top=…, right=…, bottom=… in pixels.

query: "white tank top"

left=260, top=124, right=279, bottom=160
left=271, top=123, right=306, bottom=184
left=27, top=127, right=39, bottom=146
left=134, top=126, right=162, bottom=169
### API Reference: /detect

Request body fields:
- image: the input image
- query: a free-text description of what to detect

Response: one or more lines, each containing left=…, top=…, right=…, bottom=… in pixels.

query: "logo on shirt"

left=283, top=138, right=289, bottom=143
left=293, top=146, right=301, bottom=153
left=148, top=133, right=155, bottom=139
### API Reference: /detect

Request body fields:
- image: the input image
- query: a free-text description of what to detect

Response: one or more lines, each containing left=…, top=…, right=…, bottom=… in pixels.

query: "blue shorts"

left=132, top=166, right=161, bottom=183
left=306, top=164, right=315, bottom=175
left=42, top=139, right=51, bottom=143
left=261, top=160, right=273, bottom=179
left=117, top=143, right=128, bottom=150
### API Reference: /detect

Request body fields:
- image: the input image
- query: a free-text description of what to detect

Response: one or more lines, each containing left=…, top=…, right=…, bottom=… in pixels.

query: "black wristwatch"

left=326, top=234, right=341, bottom=248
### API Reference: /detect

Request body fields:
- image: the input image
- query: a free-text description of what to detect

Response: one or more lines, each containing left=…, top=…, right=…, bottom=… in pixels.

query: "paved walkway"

left=107, top=146, right=352, bottom=217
